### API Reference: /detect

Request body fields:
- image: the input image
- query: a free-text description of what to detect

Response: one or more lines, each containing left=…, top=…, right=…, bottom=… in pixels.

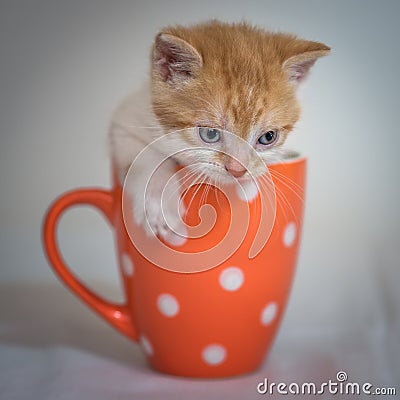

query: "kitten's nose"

left=224, top=159, right=247, bottom=178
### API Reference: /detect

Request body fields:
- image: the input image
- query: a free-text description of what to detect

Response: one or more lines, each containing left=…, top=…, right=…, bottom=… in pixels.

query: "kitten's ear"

left=153, top=33, right=203, bottom=83
left=282, top=40, right=330, bottom=84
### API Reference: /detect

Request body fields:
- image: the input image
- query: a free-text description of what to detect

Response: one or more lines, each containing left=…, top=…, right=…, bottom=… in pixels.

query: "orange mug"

left=43, top=155, right=306, bottom=378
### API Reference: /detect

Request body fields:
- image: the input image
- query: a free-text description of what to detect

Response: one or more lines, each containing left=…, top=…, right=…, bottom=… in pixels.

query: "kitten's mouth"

left=233, top=174, right=251, bottom=183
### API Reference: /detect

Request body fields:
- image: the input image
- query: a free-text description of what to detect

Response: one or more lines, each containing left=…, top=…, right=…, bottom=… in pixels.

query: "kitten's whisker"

left=260, top=174, right=300, bottom=226
left=275, top=186, right=292, bottom=226
left=167, top=168, right=202, bottom=201
left=269, top=168, right=304, bottom=194
left=200, top=180, right=211, bottom=208
left=199, top=173, right=214, bottom=207
left=191, top=171, right=207, bottom=208
left=160, top=169, right=201, bottom=218
left=280, top=186, right=300, bottom=226
left=176, top=169, right=206, bottom=219
left=257, top=175, right=277, bottom=226
left=269, top=170, right=304, bottom=203
left=185, top=172, right=207, bottom=213
left=175, top=167, right=202, bottom=188
left=212, top=176, right=223, bottom=210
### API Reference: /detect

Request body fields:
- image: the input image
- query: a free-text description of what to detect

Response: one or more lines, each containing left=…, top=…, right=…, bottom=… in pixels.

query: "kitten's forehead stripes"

left=151, top=20, right=329, bottom=147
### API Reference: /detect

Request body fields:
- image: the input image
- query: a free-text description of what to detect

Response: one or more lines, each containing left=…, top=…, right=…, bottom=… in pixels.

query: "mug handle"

left=42, top=188, right=137, bottom=341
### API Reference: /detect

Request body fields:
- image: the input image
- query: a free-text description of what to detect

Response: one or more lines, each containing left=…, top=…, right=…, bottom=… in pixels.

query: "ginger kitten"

left=110, top=20, right=330, bottom=243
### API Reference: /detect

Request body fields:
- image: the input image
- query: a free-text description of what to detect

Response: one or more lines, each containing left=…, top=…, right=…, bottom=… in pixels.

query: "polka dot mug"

left=43, top=154, right=306, bottom=378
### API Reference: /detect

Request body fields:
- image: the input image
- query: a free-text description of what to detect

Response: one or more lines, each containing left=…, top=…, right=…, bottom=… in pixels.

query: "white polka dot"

left=236, top=180, right=259, bottom=202
left=219, top=267, right=244, bottom=291
left=260, top=302, right=278, bottom=326
left=121, top=252, right=134, bottom=276
left=283, top=222, right=297, bottom=247
left=139, top=335, right=153, bottom=356
left=202, top=344, right=226, bottom=366
left=157, top=293, right=179, bottom=317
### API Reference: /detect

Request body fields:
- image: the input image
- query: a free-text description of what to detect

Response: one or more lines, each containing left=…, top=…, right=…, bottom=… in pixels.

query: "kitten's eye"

left=257, top=131, right=278, bottom=146
left=198, top=127, right=221, bottom=143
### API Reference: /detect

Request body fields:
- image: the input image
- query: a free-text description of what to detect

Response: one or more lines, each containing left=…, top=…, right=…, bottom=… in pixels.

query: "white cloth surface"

left=0, top=228, right=399, bottom=400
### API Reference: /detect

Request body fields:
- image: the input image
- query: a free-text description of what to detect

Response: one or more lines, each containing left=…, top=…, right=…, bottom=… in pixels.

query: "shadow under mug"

left=43, top=155, right=306, bottom=378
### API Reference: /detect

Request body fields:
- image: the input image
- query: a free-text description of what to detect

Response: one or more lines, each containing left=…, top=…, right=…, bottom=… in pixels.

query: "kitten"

left=110, top=20, right=329, bottom=243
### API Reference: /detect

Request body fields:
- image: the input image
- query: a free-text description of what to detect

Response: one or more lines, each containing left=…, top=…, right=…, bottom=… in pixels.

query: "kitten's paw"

left=131, top=174, right=187, bottom=246
left=144, top=194, right=187, bottom=246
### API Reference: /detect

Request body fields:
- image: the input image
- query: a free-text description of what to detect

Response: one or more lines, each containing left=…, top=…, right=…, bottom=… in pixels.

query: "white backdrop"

left=1, top=1, right=399, bottom=399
